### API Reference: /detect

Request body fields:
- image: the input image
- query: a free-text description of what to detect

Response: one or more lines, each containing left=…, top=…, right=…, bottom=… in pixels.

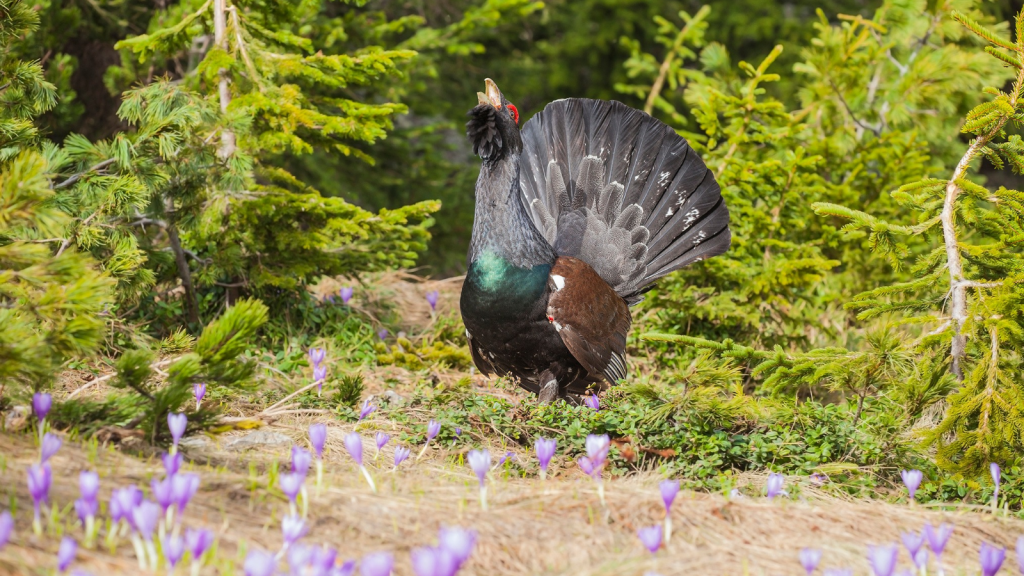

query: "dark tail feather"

left=518, top=98, right=730, bottom=302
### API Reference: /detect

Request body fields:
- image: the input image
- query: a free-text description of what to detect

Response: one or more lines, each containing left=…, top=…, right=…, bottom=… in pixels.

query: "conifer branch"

left=642, top=6, right=709, bottom=115
left=53, top=158, right=116, bottom=189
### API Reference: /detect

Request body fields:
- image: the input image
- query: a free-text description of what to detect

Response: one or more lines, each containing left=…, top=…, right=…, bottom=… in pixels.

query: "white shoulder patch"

left=551, top=274, right=566, bottom=291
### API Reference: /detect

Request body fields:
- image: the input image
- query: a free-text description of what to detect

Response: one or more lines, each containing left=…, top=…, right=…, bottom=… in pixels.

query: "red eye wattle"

left=507, top=104, right=519, bottom=124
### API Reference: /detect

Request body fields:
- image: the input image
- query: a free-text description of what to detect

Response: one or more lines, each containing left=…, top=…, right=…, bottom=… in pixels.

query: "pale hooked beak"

left=484, top=78, right=502, bottom=109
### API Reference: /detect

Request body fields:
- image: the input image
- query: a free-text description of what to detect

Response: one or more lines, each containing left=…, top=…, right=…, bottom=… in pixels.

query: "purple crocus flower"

left=186, top=527, right=214, bottom=560
left=637, top=525, right=662, bottom=554
left=660, top=479, right=680, bottom=515
left=375, top=432, right=390, bottom=460
left=1016, top=536, right=1024, bottom=575
left=308, top=347, right=326, bottom=368
left=309, top=424, right=327, bottom=459
left=164, top=534, right=185, bottom=569
left=417, top=420, right=441, bottom=460
left=800, top=548, right=822, bottom=575
left=151, top=477, right=175, bottom=512
left=167, top=413, right=187, bottom=448
left=468, top=450, right=490, bottom=486
left=585, top=434, right=610, bottom=464
left=468, top=449, right=491, bottom=510
left=902, top=531, right=924, bottom=557
left=340, top=287, right=354, bottom=305
left=809, top=473, right=828, bottom=486
left=345, top=432, right=364, bottom=466
left=359, top=401, right=376, bottom=421
left=57, top=536, right=77, bottom=572
left=377, top=329, right=388, bottom=341
left=535, top=437, right=556, bottom=479
left=282, top=514, right=307, bottom=546
left=425, top=290, right=439, bottom=311
left=0, top=511, right=13, bottom=550
left=584, top=394, right=600, bottom=410
left=924, top=523, right=954, bottom=557
left=980, top=542, right=1005, bottom=576
left=577, top=457, right=595, bottom=477
left=292, top=445, right=312, bottom=477
left=455, top=427, right=462, bottom=437
left=410, top=546, right=448, bottom=576
left=336, top=560, right=356, bottom=576
left=868, top=544, right=899, bottom=576
left=162, top=452, right=182, bottom=476
left=131, top=501, right=161, bottom=541
left=171, top=473, right=200, bottom=513
left=438, top=526, right=476, bottom=568
left=33, top=392, right=52, bottom=422
left=109, top=486, right=141, bottom=525
left=74, top=498, right=98, bottom=524
left=279, top=472, right=304, bottom=504
left=901, top=469, right=923, bottom=501
left=40, top=433, right=62, bottom=462
left=313, top=365, right=328, bottom=395
left=193, top=382, right=206, bottom=409
left=394, top=446, right=411, bottom=468
left=824, top=570, right=853, bottom=576
left=27, top=463, right=51, bottom=529
left=766, top=472, right=785, bottom=499
left=991, top=462, right=1001, bottom=506
left=360, top=551, right=393, bottom=576
left=913, top=548, right=929, bottom=570
left=244, top=548, right=277, bottom=576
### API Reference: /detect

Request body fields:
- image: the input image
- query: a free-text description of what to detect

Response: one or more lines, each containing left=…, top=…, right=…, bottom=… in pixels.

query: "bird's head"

left=466, top=78, right=521, bottom=162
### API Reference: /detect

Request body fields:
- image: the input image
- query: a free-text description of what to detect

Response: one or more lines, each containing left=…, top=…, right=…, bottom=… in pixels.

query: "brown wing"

left=546, top=256, right=632, bottom=384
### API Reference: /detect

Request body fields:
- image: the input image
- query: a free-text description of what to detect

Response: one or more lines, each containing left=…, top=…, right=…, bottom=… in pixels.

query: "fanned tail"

left=519, top=98, right=730, bottom=303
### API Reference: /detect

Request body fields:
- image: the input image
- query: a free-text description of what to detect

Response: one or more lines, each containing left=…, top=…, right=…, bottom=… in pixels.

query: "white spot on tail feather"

left=665, top=207, right=674, bottom=217
left=683, top=208, right=700, bottom=227
left=551, top=275, right=565, bottom=291
left=693, top=230, right=707, bottom=245
left=552, top=321, right=563, bottom=331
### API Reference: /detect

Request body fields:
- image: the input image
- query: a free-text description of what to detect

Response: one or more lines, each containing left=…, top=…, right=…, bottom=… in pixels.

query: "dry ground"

left=2, top=387, right=1023, bottom=576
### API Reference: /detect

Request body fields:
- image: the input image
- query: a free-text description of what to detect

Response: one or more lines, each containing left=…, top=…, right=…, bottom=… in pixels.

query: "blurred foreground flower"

left=426, top=290, right=439, bottom=311
left=76, top=471, right=100, bottom=547
left=27, top=462, right=51, bottom=534
left=244, top=548, right=277, bottom=576
left=40, top=433, right=62, bottom=463
left=57, top=536, right=77, bottom=572
left=868, top=544, right=898, bottom=576
left=800, top=548, right=822, bottom=575
left=990, top=463, right=1001, bottom=512
left=637, top=525, right=662, bottom=554
left=0, top=511, right=12, bottom=550
left=360, top=551, right=394, bottom=576
left=979, top=542, right=1005, bottom=576
left=375, top=432, right=390, bottom=461
left=340, top=286, right=354, bottom=305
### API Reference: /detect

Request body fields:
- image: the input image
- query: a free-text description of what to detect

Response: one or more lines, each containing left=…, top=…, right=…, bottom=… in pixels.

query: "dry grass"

left=2, top=408, right=1023, bottom=576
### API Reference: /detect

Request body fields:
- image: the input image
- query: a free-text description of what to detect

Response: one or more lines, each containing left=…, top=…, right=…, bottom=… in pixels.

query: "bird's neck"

left=468, top=153, right=555, bottom=270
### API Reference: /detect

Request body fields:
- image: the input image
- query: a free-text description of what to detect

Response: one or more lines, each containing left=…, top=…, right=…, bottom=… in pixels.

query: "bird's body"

left=461, top=80, right=730, bottom=402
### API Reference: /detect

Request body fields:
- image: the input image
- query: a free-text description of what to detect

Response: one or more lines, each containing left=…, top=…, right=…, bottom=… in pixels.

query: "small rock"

left=179, top=436, right=212, bottom=450
left=382, top=390, right=405, bottom=405
left=224, top=429, right=293, bottom=451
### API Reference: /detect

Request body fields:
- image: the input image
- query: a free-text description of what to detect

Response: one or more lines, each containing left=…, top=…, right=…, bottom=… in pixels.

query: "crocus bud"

left=309, top=424, right=327, bottom=459
left=33, top=392, right=52, bottom=422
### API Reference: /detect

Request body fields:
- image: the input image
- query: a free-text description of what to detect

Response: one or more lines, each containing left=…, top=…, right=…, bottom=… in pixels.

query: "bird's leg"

left=538, top=370, right=559, bottom=404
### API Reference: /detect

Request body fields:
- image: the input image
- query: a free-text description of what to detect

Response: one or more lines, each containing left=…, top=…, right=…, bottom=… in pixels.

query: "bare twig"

left=54, top=158, right=117, bottom=190
left=214, top=0, right=236, bottom=158
left=261, top=381, right=321, bottom=415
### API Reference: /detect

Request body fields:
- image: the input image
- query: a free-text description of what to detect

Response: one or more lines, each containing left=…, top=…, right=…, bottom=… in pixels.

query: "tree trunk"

left=167, top=222, right=201, bottom=327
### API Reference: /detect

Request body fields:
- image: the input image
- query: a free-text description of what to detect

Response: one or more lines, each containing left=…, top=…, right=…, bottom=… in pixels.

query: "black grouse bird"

left=460, top=78, right=731, bottom=403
